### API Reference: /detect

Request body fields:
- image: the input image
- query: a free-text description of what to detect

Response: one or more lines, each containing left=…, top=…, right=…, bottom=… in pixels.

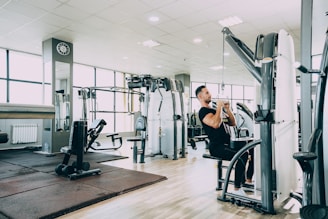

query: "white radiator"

left=12, top=124, right=38, bottom=144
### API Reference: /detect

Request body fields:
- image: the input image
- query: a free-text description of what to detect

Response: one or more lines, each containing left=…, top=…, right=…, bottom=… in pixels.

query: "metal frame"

left=222, top=27, right=279, bottom=214
left=294, top=28, right=328, bottom=206
left=126, top=75, right=186, bottom=160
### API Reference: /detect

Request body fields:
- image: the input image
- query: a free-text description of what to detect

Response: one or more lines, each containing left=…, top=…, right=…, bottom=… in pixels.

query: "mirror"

left=54, top=61, right=71, bottom=132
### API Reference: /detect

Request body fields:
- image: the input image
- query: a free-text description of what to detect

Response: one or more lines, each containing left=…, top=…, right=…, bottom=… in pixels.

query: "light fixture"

left=142, top=40, right=161, bottom=48
left=156, top=65, right=162, bottom=68
left=193, top=38, right=203, bottom=43
left=148, top=16, right=159, bottom=22
left=209, top=65, right=224, bottom=71
left=218, top=16, right=243, bottom=27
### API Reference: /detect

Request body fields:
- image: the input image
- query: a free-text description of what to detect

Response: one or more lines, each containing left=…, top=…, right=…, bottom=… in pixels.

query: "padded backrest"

left=69, top=120, right=87, bottom=151
left=135, top=116, right=147, bottom=131
left=89, top=119, right=107, bottom=129
left=88, top=119, right=106, bottom=136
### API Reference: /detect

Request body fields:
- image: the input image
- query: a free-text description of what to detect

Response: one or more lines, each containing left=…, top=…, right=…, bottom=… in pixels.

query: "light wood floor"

left=57, top=139, right=301, bottom=219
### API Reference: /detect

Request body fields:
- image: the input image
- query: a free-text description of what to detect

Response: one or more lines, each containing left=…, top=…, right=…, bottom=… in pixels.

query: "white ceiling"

left=0, top=0, right=301, bottom=86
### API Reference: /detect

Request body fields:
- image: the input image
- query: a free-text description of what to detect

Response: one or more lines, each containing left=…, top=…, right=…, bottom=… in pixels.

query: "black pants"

left=246, top=148, right=254, bottom=181
left=209, top=142, right=248, bottom=188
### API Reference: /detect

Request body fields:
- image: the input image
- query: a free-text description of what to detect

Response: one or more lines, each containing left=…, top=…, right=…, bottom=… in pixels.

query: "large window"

left=71, top=66, right=135, bottom=133
left=0, top=80, right=5, bottom=103
left=221, top=84, right=232, bottom=100
left=96, top=68, right=114, bottom=87
left=232, top=85, right=243, bottom=99
left=190, top=81, right=256, bottom=114
left=205, top=83, right=219, bottom=99
left=0, top=49, right=6, bottom=78
left=0, top=49, right=6, bottom=103
left=116, top=112, right=134, bottom=133
left=4, top=51, right=44, bottom=105
left=9, top=51, right=43, bottom=81
left=9, top=81, right=43, bottom=104
left=2, top=48, right=135, bottom=134
left=73, top=64, right=95, bottom=87
left=0, top=47, right=258, bottom=135
left=96, top=89, right=115, bottom=112
left=191, top=82, right=203, bottom=97
left=115, top=71, right=126, bottom=87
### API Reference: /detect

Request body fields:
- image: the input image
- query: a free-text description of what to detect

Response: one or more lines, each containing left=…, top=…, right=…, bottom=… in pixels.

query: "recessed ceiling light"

left=218, top=16, right=243, bottom=27
left=149, top=16, right=159, bottom=22
left=209, top=65, right=225, bottom=71
left=142, top=40, right=161, bottom=48
left=193, top=38, right=203, bottom=43
left=156, top=65, right=162, bottom=68
left=224, top=52, right=230, bottom=56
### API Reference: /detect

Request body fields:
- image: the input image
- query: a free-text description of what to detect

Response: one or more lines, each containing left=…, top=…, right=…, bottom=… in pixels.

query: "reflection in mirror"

left=55, top=61, right=70, bottom=132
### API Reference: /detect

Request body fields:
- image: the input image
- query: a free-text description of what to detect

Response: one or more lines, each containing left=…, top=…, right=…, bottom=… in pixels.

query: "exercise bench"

left=85, top=119, right=123, bottom=152
left=56, top=120, right=101, bottom=180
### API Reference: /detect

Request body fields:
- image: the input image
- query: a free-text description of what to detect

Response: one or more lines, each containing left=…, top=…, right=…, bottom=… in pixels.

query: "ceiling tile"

left=140, top=0, right=176, bottom=9
left=22, top=0, right=61, bottom=11
left=66, top=0, right=119, bottom=14
left=158, top=1, right=195, bottom=19
left=38, top=13, right=75, bottom=28
left=3, top=0, right=47, bottom=19
left=157, top=20, right=187, bottom=33
left=110, top=0, right=152, bottom=17
left=176, top=11, right=212, bottom=28
left=51, top=3, right=91, bottom=21
left=0, top=0, right=304, bottom=85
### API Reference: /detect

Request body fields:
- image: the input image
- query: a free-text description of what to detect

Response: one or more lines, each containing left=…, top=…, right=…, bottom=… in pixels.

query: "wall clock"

left=56, top=42, right=70, bottom=56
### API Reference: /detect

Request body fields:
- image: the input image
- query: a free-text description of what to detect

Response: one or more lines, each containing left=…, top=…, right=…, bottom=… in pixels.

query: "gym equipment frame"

left=292, top=28, right=328, bottom=218
left=220, top=27, right=299, bottom=214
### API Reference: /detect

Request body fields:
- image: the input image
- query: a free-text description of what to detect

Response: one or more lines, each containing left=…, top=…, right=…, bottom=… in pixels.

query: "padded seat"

left=300, top=205, right=328, bottom=219
left=203, top=154, right=224, bottom=190
left=127, top=116, right=147, bottom=163
left=292, top=129, right=321, bottom=206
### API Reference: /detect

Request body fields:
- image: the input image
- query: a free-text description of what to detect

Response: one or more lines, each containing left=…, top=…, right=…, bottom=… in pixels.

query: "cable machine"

left=291, top=28, right=328, bottom=218
left=126, top=75, right=186, bottom=161
left=219, top=27, right=299, bottom=214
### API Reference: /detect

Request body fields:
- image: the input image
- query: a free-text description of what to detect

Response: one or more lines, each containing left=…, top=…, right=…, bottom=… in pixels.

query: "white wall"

left=0, top=119, right=43, bottom=150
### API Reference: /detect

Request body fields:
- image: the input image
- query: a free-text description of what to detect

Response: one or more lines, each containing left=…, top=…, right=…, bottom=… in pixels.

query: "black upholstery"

left=0, top=132, right=8, bottom=143
left=127, top=116, right=147, bottom=163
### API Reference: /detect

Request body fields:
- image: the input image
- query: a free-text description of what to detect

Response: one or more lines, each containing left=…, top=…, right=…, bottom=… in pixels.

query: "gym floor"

left=57, top=137, right=301, bottom=219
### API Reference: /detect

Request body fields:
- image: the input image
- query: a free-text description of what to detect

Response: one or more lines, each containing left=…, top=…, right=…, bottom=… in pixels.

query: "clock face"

left=56, top=42, right=70, bottom=56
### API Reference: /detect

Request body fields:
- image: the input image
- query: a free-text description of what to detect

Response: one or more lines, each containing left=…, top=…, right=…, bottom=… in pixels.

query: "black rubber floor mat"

left=0, top=149, right=167, bottom=219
